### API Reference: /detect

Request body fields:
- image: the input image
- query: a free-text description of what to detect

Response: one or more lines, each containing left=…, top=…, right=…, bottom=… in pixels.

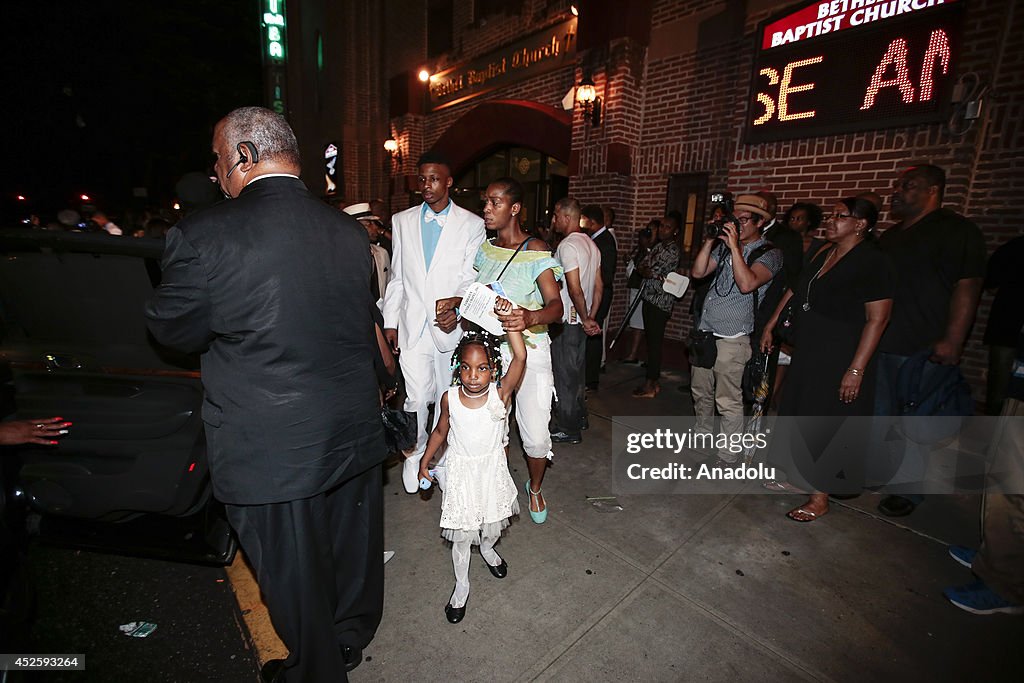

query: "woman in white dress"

left=419, top=299, right=526, bottom=623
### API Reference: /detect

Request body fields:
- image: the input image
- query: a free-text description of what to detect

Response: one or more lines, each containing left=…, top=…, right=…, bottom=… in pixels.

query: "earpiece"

left=237, top=141, right=259, bottom=165
left=226, top=141, right=260, bottom=179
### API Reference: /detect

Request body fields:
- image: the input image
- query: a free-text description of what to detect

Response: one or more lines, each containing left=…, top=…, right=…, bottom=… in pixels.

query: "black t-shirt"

left=878, top=208, right=986, bottom=354
left=983, top=235, right=1024, bottom=347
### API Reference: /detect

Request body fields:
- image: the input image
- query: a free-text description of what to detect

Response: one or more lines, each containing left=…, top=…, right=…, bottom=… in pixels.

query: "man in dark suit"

left=145, top=107, right=386, bottom=683
left=757, top=191, right=803, bottom=293
left=582, top=204, right=618, bottom=391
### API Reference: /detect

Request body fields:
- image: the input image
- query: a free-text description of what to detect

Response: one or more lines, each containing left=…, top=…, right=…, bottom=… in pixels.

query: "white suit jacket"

left=381, top=201, right=486, bottom=353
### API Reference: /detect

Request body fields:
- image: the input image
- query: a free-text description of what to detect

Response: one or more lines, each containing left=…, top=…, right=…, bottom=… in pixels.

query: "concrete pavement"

left=356, top=361, right=1023, bottom=681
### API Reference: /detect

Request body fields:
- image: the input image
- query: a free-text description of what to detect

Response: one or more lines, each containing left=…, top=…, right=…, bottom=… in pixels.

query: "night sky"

left=8, top=0, right=263, bottom=222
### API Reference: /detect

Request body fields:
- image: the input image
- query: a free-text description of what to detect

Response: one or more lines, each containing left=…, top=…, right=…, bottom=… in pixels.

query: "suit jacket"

left=592, top=228, right=618, bottom=323
left=381, top=201, right=485, bottom=352
left=370, top=243, right=390, bottom=302
left=144, top=176, right=386, bottom=505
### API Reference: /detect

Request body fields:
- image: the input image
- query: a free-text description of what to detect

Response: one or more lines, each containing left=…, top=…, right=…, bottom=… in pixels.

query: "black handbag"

left=380, top=406, right=418, bottom=454
left=688, top=329, right=718, bottom=369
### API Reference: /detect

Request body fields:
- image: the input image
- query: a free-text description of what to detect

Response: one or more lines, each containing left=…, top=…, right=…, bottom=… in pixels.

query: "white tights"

left=449, top=530, right=501, bottom=608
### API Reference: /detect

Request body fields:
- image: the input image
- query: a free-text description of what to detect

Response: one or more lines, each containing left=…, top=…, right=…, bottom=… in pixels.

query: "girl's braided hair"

left=450, top=331, right=505, bottom=387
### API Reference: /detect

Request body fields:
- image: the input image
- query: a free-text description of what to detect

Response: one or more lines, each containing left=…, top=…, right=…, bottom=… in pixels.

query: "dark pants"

left=552, top=323, right=587, bottom=433
left=585, top=301, right=610, bottom=387
left=226, top=464, right=384, bottom=683
left=872, top=352, right=924, bottom=504
left=643, top=302, right=671, bottom=381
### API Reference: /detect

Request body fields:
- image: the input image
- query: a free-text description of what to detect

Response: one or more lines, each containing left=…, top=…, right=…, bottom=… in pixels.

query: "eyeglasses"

left=736, top=215, right=755, bottom=225
left=824, top=212, right=853, bottom=222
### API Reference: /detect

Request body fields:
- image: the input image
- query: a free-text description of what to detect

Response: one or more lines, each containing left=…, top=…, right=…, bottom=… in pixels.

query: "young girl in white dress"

left=418, top=298, right=526, bottom=623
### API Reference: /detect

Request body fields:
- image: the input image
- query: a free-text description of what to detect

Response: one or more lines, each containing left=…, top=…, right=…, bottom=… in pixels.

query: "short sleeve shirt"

left=555, top=232, right=601, bottom=324
left=474, top=239, right=563, bottom=342
left=878, top=208, right=986, bottom=354
left=699, top=239, right=783, bottom=337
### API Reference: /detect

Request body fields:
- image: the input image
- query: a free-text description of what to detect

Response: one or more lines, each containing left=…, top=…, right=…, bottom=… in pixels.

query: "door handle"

left=44, top=354, right=84, bottom=371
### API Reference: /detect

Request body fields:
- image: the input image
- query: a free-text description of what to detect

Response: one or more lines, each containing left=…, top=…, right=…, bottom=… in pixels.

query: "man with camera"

left=689, top=195, right=783, bottom=464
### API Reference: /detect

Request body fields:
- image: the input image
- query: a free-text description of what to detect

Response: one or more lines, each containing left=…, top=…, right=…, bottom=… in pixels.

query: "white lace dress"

left=439, top=383, right=519, bottom=542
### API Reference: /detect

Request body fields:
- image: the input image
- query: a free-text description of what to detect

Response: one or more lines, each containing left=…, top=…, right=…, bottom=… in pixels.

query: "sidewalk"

left=360, top=361, right=1024, bottom=681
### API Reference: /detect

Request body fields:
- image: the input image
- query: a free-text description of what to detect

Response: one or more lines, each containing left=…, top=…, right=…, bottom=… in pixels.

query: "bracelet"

left=846, top=368, right=863, bottom=376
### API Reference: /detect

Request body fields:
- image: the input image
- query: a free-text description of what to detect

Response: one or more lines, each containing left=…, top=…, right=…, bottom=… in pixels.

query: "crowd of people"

left=8, top=106, right=1018, bottom=681
left=15, top=169, right=224, bottom=239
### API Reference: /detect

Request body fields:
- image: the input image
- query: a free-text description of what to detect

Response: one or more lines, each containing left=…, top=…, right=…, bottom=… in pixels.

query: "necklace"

left=459, top=385, right=488, bottom=399
left=802, top=248, right=836, bottom=312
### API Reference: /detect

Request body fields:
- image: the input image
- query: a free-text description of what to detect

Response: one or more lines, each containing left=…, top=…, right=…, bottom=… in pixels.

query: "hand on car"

left=0, top=417, right=72, bottom=446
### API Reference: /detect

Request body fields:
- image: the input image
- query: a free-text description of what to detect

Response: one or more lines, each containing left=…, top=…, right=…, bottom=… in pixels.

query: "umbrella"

left=744, top=348, right=772, bottom=464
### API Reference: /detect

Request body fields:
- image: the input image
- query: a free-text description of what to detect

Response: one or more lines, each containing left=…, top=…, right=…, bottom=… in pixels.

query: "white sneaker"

left=384, top=551, right=395, bottom=564
left=402, top=454, right=422, bottom=493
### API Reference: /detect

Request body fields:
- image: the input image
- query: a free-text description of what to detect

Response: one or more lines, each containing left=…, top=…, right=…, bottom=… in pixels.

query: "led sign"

left=745, top=0, right=964, bottom=143
left=260, top=0, right=288, bottom=115
left=262, top=0, right=286, bottom=64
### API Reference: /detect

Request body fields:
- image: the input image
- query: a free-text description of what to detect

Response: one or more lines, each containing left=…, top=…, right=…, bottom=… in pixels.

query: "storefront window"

left=666, top=173, right=708, bottom=266
left=452, top=146, right=568, bottom=234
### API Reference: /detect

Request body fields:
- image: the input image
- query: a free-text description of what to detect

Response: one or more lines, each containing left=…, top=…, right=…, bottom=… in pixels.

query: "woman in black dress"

left=760, top=197, right=894, bottom=522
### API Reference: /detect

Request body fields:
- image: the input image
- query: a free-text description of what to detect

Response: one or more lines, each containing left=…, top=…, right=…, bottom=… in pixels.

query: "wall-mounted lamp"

left=384, top=138, right=401, bottom=165
left=417, top=69, right=430, bottom=82
left=576, top=75, right=601, bottom=127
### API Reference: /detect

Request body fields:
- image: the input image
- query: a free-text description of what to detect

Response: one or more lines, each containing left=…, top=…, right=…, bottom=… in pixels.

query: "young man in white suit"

left=382, top=152, right=486, bottom=492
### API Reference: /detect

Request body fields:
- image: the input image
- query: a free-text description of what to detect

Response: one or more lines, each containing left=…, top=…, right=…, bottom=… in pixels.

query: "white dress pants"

left=502, top=335, right=555, bottom=460
left=401, top=332, right=455, bottom=462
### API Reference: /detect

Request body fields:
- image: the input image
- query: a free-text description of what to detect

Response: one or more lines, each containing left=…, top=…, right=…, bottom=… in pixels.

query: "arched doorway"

left=430, top=100, right=571, bottom=230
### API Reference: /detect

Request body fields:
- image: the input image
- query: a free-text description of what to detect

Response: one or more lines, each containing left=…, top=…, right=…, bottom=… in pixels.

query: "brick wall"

left=359, top=0, right=1024, bottom=398
left=565, top=0, right=1024, bottom=399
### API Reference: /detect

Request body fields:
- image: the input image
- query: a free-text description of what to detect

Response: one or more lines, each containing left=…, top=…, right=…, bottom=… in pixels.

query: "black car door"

left=0, top=229, right=233, bottom=563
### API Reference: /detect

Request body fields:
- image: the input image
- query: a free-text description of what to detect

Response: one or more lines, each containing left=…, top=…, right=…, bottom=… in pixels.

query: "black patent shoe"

left=261, top=659, right=286, bottom=683
left=445, top=602, right=466, bottom=623
left=486, top=558, right=508, bottom=579
left=341, top=645, right=362, bottom=672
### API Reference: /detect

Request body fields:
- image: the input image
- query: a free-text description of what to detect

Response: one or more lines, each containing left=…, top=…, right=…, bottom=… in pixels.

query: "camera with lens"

left=704, top=213, right=738, bottom=239
left=704, top=193, right=737, bottom=240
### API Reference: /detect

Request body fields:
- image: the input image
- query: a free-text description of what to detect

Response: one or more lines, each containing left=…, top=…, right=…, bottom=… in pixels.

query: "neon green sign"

left=262, top=0, right=286, bottom=64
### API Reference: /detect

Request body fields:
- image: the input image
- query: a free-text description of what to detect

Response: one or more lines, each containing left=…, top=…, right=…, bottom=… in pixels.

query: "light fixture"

left=570, top=4, right=578, bottom=16
left=173, top=202, right=181, bottom=210
left=418, top=69, right=430, bottom=82
left=16, top=195, right=27, bottom=201
left=576, top=75, right=601, bottom=127
left=80, top=194, right=91, bottom=201
left=384, top=138, right=402, bottom=165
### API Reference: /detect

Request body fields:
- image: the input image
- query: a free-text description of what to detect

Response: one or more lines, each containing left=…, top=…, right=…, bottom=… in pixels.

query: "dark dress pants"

left=585, top=304, right=609, bottom=388
left=642, top=301, right=671, bottom=381
left=552, top=323, right=587, bottom=432
left=226, top=463, right=384, bottom=683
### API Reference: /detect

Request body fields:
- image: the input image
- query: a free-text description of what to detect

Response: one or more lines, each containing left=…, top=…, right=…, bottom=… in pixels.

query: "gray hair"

left=220, top=106, right=300, bottom=168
